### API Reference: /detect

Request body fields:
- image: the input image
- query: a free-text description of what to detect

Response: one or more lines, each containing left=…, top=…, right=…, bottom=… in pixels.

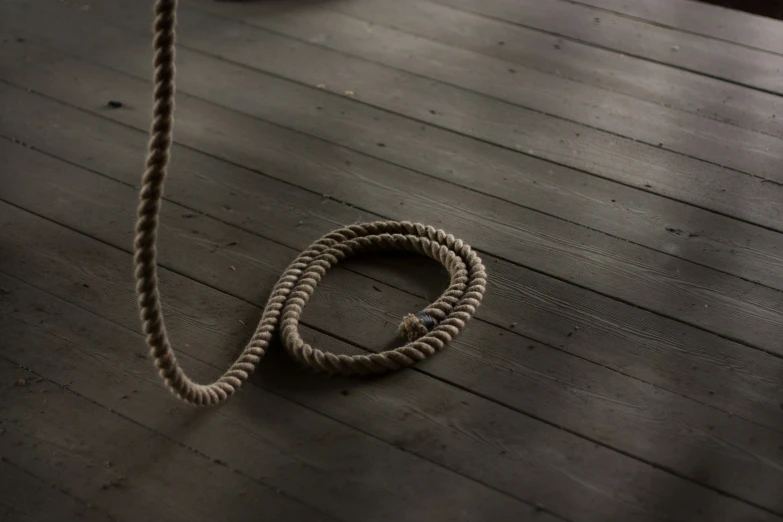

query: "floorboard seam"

left=0, top=455, right=120, bottom=522
left=2, top=93, right=781, bottom=362
left=0, top=350, right=347, bottom=522
left=0, top=273, right=572, bottom=522
left=187, top=4, right=783, bottom=185
left=425, top=0, right=783, bottom=97
left=4, top=141, right=782, bottom=437
left=2, top=271, right=776, bottom=518
left=308, top=0, right=783, bottom=142
left=559, top=0, right=783, bottom=57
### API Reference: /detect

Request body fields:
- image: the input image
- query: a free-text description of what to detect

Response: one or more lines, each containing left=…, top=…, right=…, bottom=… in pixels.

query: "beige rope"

left=134, top=0, right=487, bottom=406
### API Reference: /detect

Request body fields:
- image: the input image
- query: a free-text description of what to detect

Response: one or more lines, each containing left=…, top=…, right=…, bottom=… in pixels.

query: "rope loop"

left=134, top=0, right=487, bottom=406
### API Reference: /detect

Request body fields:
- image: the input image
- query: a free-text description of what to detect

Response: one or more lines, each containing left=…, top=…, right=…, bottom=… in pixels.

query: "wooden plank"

left=195, top=0, right=783, bottom=181
left=6, top=5, right=783, bottom=257
left=0, top=458, right=115, bottom=522
left=0, top=367, right=338, bottom=522
left=6, top=84, right=783, bottom=445
left=1, top=208, right=780, bottom=522
left=4, top=63, right=783, bottom=434
left=1, top=275, right=546, bottom=522
left=571, top=0, right=783, bottom=55
left=324, top=0, right=783, bottom=140
left=6, top=0, right=783, bottom=512
left=36, top=0, right=783, bottom=187
left=4, top=1, right=783, bottom=512
left=4, top=140, right=783, bottom=514
left=4, top=45, right=783, bottom=362
left=18, top=58, right=783, bottom=304
left=429, top=0, right=783, bottom=95
left=6, top=1, right=783, bottom=238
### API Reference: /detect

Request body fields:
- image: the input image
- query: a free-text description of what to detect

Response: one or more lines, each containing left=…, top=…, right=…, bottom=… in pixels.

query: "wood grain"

left=3, top=44, right=783, bottom=361
left=0, top=362, right=338, bottom=522
left=570, top=0, right=783, bottom=54
left=2, top=208, right=779, bottom=521
left=1, top=273, right=549, bottom=522
left=9, top=0, right=783, bottom=295
left=320, top=0, right=783, bottom=139
left=0, top=457, right=115, bottom=522
left=4, top=67, right=783, bottom=438
left=184, top=0, right=783, bottom=181
left=16, top=48, right=783, bottom=300
left=3, top=141, right=783, bottom=513
left=3, top=0, right=783, bottom=518
left=432, top=0, right=783, bottom=94
left=16, top=0, right=783, bottom=233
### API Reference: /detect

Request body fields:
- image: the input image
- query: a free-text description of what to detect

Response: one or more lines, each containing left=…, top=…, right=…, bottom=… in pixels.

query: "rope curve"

left=134, top=0, right=487, bottom=406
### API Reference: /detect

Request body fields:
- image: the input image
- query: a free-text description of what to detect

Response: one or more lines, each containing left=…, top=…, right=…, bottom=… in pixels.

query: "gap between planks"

left=562, top=0, right=783, bottom=55
left=40, top=0, right=783, bottom=196
left=4, top=90, right=783, bottom=438
left=4, top=74, right=777, bottom=438
left=1, top=210, right=781, bottom=520
left=9, top=0, right=783, bottom=291
left=7, top=0, right=783, bottom=240
left=1, top=274, right=563, bottom=521
left=316, top=0, right=783, bottom=140
left=2, top=145, right=783, bottom=515
left=181, top=0, right=783, bottom=185
left=0, top=456, right=117, bottom=522
left=428, top=0, right=783, bottom=96
left=3, top=48, right=783, bottom=362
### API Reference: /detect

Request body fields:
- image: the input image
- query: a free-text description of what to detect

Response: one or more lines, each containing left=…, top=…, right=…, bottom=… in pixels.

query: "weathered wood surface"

left=3, top=125, right=783, bottom=510
left=10, top=0, right=783, bottom=234
left=5, top=75, right=783, bottom=438
left=432, top=0, right=783, bottom=94
left=2, top=270, right=554, bottom=522
left=569, top=0, right=783, bottom=54
left=2, top=0, right=783, bottom=519
left=2, top=187, right=780, bottom=520
left=4, top=29, right=783, bottom=356
left=324, top=0, right=783, bottom=139
left=0, top=357, right=341, bottom=522
left=0, top=456, right=115, bottom=522
left=184, top=0, right=783, bottom=181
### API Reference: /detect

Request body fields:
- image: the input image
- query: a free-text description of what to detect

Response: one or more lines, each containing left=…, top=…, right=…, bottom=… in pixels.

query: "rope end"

left=398, top=312, right=435, bottom=342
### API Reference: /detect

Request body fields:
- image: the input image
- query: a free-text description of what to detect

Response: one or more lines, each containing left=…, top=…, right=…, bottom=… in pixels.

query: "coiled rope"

left=134, top=0, right=487, bottom=406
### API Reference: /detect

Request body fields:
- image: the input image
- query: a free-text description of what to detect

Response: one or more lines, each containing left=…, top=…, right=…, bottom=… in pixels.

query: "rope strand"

left=134, top=0, right=487, bottom=406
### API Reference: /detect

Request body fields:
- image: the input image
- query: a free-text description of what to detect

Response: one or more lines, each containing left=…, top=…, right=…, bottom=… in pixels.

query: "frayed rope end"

left=398, top=312, right=436, bottom=342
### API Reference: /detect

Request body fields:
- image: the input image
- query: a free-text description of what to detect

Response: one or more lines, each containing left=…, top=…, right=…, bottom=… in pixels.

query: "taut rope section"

left=134, top=0, right=487, bottom=406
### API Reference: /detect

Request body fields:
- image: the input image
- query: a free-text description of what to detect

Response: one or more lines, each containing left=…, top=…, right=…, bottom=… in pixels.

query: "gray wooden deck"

left=1, top=0, right=782, bottom=520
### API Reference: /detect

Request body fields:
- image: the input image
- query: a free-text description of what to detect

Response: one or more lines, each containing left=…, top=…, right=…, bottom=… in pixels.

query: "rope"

left=134, top=0, right=487, bottom=406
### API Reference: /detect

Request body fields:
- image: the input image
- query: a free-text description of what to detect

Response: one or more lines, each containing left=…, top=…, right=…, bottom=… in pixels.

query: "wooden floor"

left=2, top=0, right=783, bottom=520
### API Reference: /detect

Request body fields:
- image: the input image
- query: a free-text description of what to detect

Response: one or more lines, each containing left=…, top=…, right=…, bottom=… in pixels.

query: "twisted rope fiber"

left=134, top=0, right=487, bottom=406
